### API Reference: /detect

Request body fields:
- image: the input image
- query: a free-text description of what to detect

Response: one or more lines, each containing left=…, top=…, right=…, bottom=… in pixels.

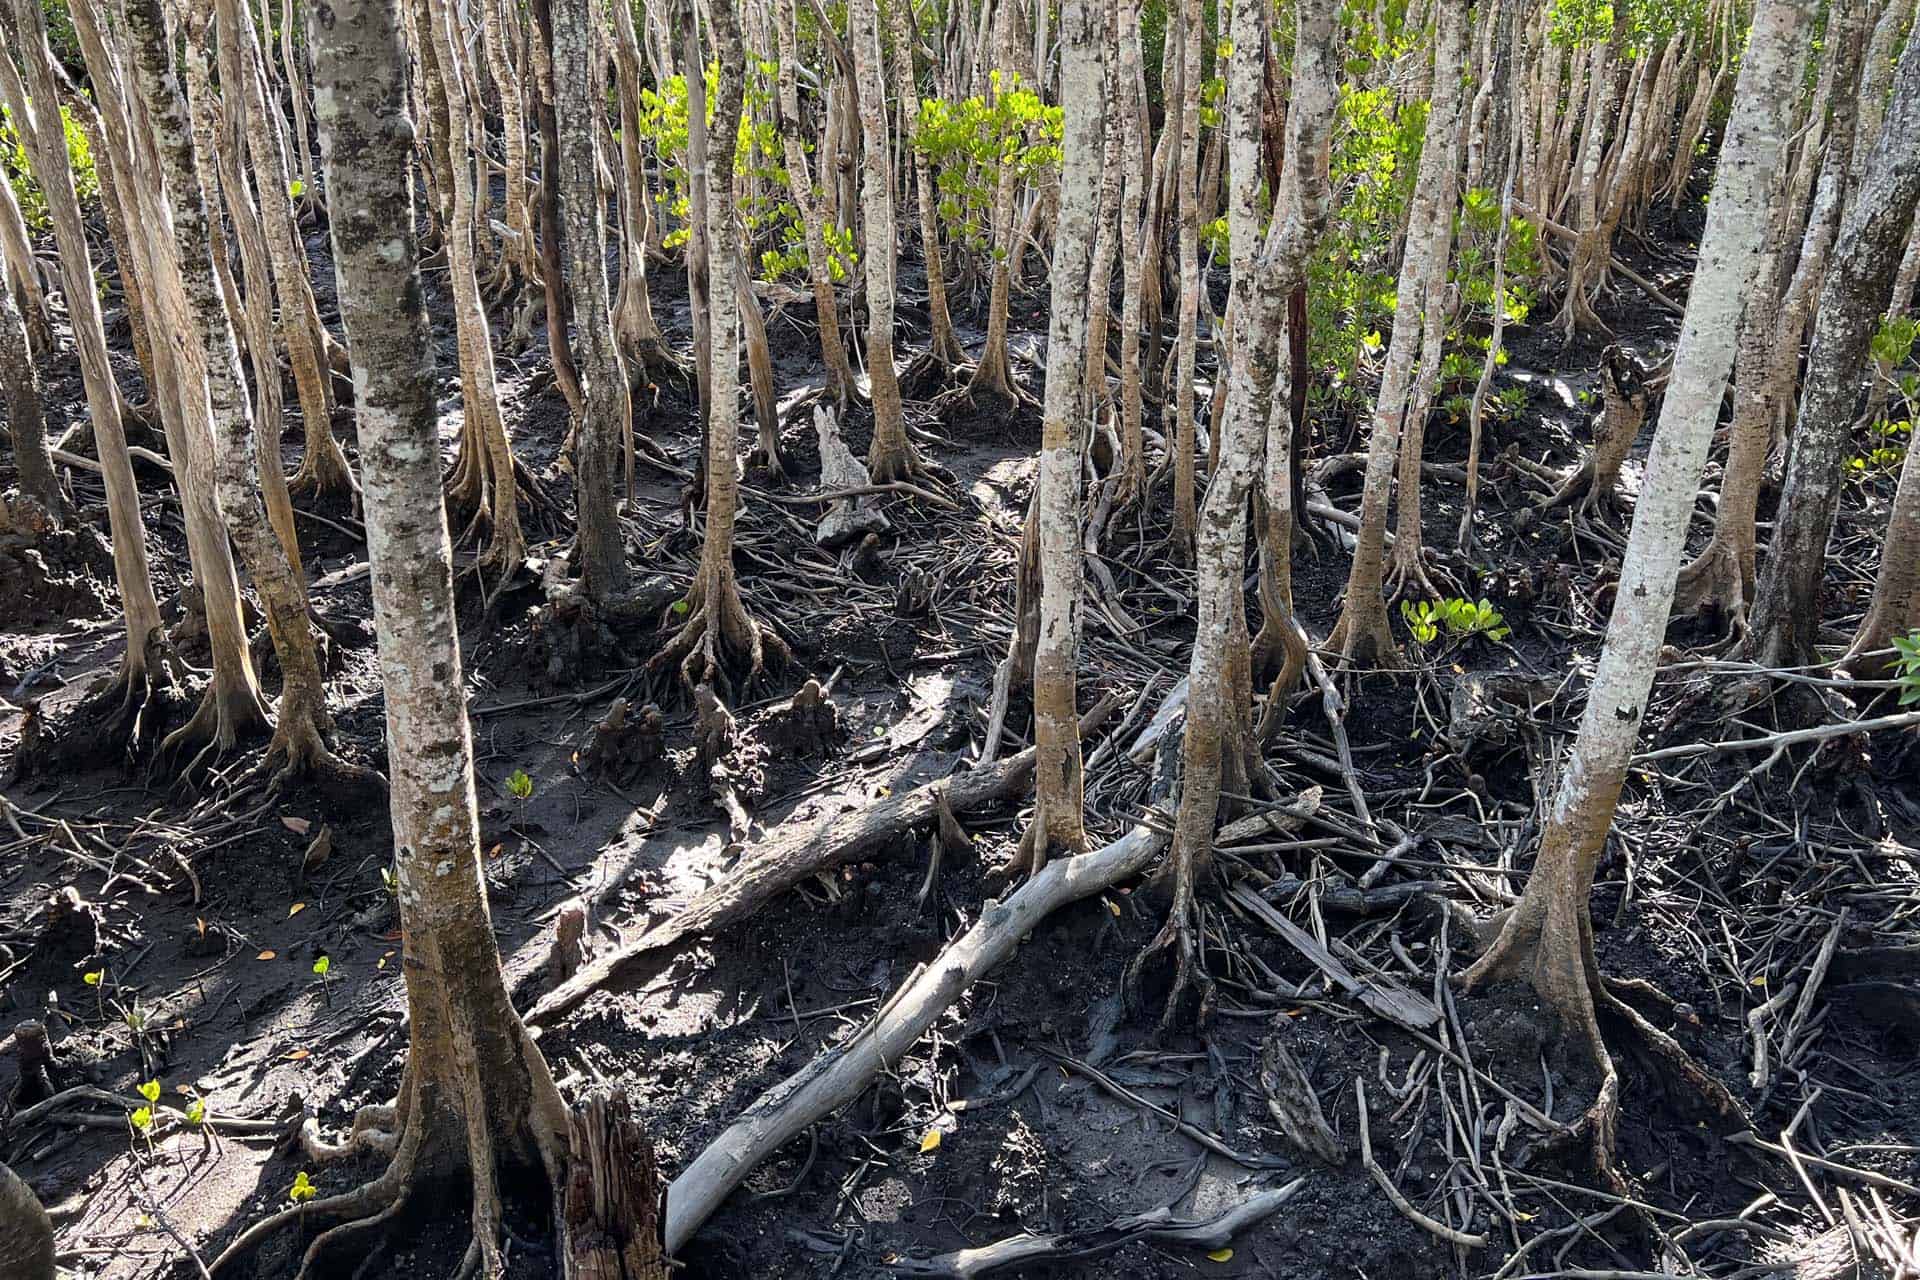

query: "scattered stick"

left=1634, top=709, right=1920, bottom=764
left=1356, top=1077, right=1489, bottom=1248
left=885, top=1179, right=1308, bottom=1277
left=1230, top=883, right=1440, bottom=1031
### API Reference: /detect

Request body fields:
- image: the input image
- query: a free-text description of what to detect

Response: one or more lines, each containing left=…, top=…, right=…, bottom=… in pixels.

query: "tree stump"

left=561, top=1089, right=667, bottom=1280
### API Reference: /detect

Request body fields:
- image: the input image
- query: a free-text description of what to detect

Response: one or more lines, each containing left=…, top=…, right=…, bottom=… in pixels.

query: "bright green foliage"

left=1893, top=633, right=1920, bottom=706
left=913, top=72, right=1063, bottom=255
left=633, top=58, right=849, bottom=283
left=506, top=768, right=534, bottom=801
left=0, top=102, right=99, bottom=234
left=1850, top=418, right=1911, bottom=476
left=1401, top=597, right=1511, bottom=645
left=289, top=1172, right=318, bottom=1203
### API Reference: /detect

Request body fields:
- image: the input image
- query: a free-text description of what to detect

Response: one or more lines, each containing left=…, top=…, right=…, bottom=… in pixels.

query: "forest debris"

left=884, top=1178, right=1307, bottom=1277
left=659, top=694, right=1168, bottom=1251
left=1444, top=673, right=1555, bottom=763
left=1356, top=1078, right=1488, bottom=1247
left=1044, top=1049, right=1291, bottom=1170
left=1258, top=1033, right=1342, bottom=1164
left=560, top=1088, right=668, bottom=1280
left=812, top=406, right=891, bottom=548
left=1229, top=884, right=1440, bottom=1031
left=0, top=1160, right=54, bottom=1280
left=762, top=678, right=840, bottom=756
left=1216, top=786, right=1323, bottom=844
left=529, top=693, right=1125, bottom=1027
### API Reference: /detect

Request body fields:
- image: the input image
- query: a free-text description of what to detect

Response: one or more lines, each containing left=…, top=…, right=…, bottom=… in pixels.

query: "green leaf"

left=506, top=768, right=534, bottom=801
left=289, top=1172, right=317, bottom=1202
left=313, top=956, right=332, bottom=977
left=138, top=1079, right=162, bottom=1103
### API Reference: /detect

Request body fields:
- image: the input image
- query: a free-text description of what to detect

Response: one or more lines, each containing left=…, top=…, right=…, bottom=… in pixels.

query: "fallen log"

left=528, top=692, right=1124, bottom=1026
left=661, top=709, right=1180, bottom=1254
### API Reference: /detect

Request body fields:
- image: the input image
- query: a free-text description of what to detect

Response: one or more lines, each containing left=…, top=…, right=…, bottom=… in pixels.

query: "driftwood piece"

left=1229, top=884, right=1439, bottom=1031
left=660, top=700, right=1176, bottom=1254
left=1258, top=1033, right=1342, bottom=1164
left=549, top=902, right=592, bottom=985
left=528, top=693, right=1124, bottom=1026
left=1216, top=785, right=1322, bottom=845
left=813, top=406, right=891, bottom=548
left=561, top=1089, right=668, bottom=1280
left=884, top=1179, right=1307, bottom=1278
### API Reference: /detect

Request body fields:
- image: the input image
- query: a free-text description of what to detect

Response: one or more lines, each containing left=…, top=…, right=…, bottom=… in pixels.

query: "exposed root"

left=1127, top=875, right=1214, bottom=1036
left=288, top=425, right=358, bottom=503
left=867, top=434, right=933, bottom=486
left=246, top=694, right=388, bottom=806
left=1326, top=593, right=1403, bottom=669
left=648, top=561, right=789, bottom=699
left=1671, top=537, right=1752, bottom=642
left=1383, top=538, right=1457, bottom=605
left=155, top=672, right=272, bottom=783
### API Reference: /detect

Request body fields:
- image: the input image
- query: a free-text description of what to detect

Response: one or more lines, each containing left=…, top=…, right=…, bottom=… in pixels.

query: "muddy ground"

left=4, top=189, right=1920, bottom=1280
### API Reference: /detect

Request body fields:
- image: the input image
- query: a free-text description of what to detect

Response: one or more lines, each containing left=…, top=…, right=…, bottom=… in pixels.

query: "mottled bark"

left=1463, top=0, right=1809, bottom=1142
left=773, top=0, right=856, bottom=406
left=0, top=244, right=62, bottom=517
left=302, top=0, right=577, bottom=1268
left=552, top=0, right=633, bottom=605
left=886, top=0, right=967, bottom=369
left=851, top=0, right=922, bottom=482
left=1017, top=0, right=1104, bottom=876
left=1167, top=0, right=1203, bottom=563
left=1137, top=0, right=1337, bottom=1024
left=0, top=0, right=163, bottom=696
left=1845, top=427, right=1920, bottom=673
left=1326, top=0, right=1469, bottom=666
left=1749, top=26, right=1920, bottom=677
left=125, top=0, right=348, bottom=783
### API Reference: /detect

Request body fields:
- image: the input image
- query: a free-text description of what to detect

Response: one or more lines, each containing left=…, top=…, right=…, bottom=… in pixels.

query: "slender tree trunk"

left=1137, top=0, right=1338, bottom=1023
left=218, top=0, right=355, bottom=502
left=773, top=0, right=856, bottom=407
left=609, top=0, right=674, bottom=383
left=1326, top=0, right=1468, bottom=666
left=0, top=0, right=164, bottom=713
left=0, top=170, right=54, bottom=358
left=655, top=0, right=787, bottom=693
left=300, top=3, right=593, bottom=1266
left=553, top=0, right=633, bottom=606
left=125, top=0, right=353, bottom=784
left=885, top=0, right=968, bottom=370
left=853, top=0, right=924, bottom=482
left=1462, top=0, right=1809, bottom=1153
left=1112, top=0, right=1149, bottom=509
left=1017, top=0, right=1104, bottom=877
left=1167, top=0, right=1203, bottom=563
left=0, top=244, right=62, bottom=518
left=430, top=0, right=527, bottom=583
left=967, top=0, right=1024, bottom=403
left=1749, top=27, right=1920, bottom=679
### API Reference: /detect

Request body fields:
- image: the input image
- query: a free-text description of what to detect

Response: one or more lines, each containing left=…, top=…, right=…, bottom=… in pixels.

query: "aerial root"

left=156, top=680, right=272, bottom=786
left=1126, top=876, right=1215, bottom=1036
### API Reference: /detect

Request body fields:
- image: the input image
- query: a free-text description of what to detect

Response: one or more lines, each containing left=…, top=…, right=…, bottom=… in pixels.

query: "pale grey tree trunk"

left=1464, top=0, right=1812, bottom=1144
left=0, top=0, right=164, bottom=706
left=302, top=0, right=579, bottom=1267
left=1749, top=24, right=1920, bottom=677
left=1020, top=0, right=1105, bottom=875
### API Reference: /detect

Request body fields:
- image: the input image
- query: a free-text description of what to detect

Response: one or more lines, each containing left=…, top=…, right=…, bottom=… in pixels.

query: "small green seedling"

left=1403, top=597, right=1512, bottom=646
left=506, top=768, right=534, bottom=802
left=289, top=1171, right=317, bottom=1203
left=83, top=967, right=106, bottom=1018
left=312, top=954, right=333, bottom=1004
left=1893, top=631, right=1920, bottom=706
left=184, top=1096, right=206, bottom=1126
left=379, top=864, right=398, bottom=896
left=670, top=598, right=690, bottom=617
